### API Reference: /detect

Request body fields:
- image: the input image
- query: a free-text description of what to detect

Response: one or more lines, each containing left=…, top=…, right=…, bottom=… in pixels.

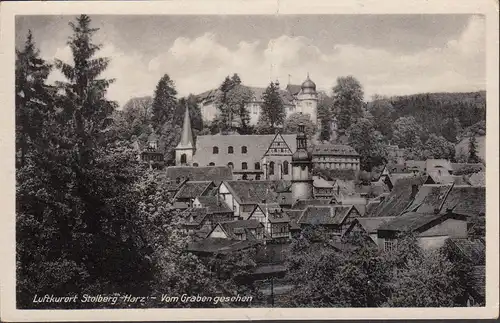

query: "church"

left=196, top=74, right=319, bottom=125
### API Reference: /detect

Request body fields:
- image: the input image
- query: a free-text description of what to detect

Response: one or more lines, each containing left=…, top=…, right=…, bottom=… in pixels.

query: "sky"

left=16, top=14, right=486, bottom=108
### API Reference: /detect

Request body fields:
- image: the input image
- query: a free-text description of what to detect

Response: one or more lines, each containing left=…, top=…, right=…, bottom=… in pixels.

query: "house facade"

left=311, top=143, right=360, bottom=171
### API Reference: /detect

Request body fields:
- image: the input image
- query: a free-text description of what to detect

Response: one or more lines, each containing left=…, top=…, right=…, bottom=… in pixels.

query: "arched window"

left=209, top=162, right=215, bottom=166
left=241, top=146, right=247, bottom=154
left=180, top=153, right=187, bottom=164
left=254, top=162, right=261, bottom=170
left=228, top=146, right=234, bottom=154
left=193, top=163, right=199, bottom=167
left=242, top=162, right=248, bottom=170
left=269, top=161, right=275, bottom=175
left=213, top=146, right=219, bottom=154
left=228, top=162, right=234, bottom=169
left=283, top=160, right=289, bottom=175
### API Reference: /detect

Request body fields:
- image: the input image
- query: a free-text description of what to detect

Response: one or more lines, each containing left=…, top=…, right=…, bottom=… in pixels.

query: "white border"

left=1, top=0, right=498, bottom=321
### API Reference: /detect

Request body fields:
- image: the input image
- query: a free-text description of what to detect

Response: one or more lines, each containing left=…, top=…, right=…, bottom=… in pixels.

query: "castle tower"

left=175, top=103, right=195, bottom=166
left=291, top=123, right=313, bottom=202
left=297, top=73, right=318, bottom=124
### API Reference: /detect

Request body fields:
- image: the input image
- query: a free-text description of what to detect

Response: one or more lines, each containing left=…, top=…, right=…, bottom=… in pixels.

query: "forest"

left=15, top=15, right=485, bottom=309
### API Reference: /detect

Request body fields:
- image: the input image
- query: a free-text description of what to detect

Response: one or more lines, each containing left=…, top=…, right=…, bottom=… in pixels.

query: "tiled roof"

left=223, top=180, right=282, bottom=204
left=165, top=166, right=233, bottom=182
left=267, top=209, right=290, bottom=223
left=286, top=84, right=302, bottom=95
left=364, top=175, right=427, bottom=218
left=356, top=216, right=397, bottom=234
left=441, top=186, right=485, bottom=217
left=183, top=207, right=208, bottom=226
left=291, top=199, right=331, bottom=210
left=187, top=237, right=262, bottom=254
left=448, top=238, right=485, bottom=265
left=426, top=159, right=453, bottom=172
left=195, top=196, right=232, bottom=214
left=175, top=181, right=213, bottom=199
left=406, top=184, right=454, bottom=214
left=192, top=134, right=296, bottom=167
left=219, top=220, right=263, bottom=240
left=313, top=176, right=333, bottom=188
left=378, top=212, right=444, bottom=232
left=312, top=144, right=359, bottom=156
left=298, top=205, right=353, bottom=226
left=405, top=160, right=426, bottom=172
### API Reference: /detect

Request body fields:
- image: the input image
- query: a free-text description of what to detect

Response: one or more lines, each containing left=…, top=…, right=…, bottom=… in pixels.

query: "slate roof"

left=223, top=180, right=281, bottom=205
left=291, top=199, right=331, bottom=210
left=175, top=181, right=213, bottom=199
left=192, top=134, right=296, bottom=167
left=218, top=220, right=264, bottom=240
left=187, top=237, right=262, bottom=254
left=195, top=196, right=232, bottom=214
left=405, top=184, right=454, bottom=214
left=312, top=144, right=359, bottom=156
left=441, top=186, right=485, bottom=217
left=165, top=166, right=233, bottom=182
left=448, top=238, right=485, bottom=265
left=378, top=212, right=445, bottom=232
left=364, top=175, right=427, bottom=218
left=267, top=209, right=290, bottom=223
left=297, top=205, right=354, bottom=226
left=355, top=216, right=397, bottom=234
left=183, top=207, right=208, bottom=226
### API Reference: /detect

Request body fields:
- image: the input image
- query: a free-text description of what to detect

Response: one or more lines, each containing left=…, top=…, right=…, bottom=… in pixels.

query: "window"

left=242, top=162, right=248, bottom=170
left=269, top=161, right=275, bottom=175
left=228, top=162, right=234, bottom=169
left=213, top=146, right=219, bottom=154
left=209, top=162, right=215, bottom=166
left=242, top=174, right=248, bottom=180
left=228, top=146, right=234, bottom=154
left=283, top=160, right=289, bottom=175
left=255, top=162, right=260, bottom=170
left=180, top=153, right=187, bottom=164
left=193, top=163, right=199, bottom=167
left=255, top=174, right=261, bottom=180
left=384, top=239, right=396, bottom=252
left=241, top=146, right=247, bottom=154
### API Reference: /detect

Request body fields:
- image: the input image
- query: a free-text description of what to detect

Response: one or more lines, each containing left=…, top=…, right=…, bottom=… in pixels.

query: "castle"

left=196, top=74, right=319, bottom=125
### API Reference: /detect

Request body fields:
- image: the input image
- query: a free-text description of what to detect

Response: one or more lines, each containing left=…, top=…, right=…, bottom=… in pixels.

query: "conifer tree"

left=468, top=135, right=480, bottom=163
left=258, top=81, right=285, bottom=133
left=151, top=74, right=178, bottom=130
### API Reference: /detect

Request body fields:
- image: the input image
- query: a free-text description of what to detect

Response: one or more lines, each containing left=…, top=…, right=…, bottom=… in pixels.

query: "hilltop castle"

left=196, top=74, right=319, bottom=125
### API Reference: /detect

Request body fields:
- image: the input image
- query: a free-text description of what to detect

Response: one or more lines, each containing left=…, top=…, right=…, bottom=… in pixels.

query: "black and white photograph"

left=1, top=0, right=499, bottom=321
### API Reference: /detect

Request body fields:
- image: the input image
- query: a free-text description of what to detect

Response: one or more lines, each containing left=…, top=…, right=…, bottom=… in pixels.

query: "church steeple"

left=175, top=103, right=195, bottom=166
left=177, top=103, right=194, bottom=149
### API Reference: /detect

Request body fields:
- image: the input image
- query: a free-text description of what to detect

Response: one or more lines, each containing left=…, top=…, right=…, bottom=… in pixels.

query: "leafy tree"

left=368, top=97, right=395, bottom=139
left=231, top=73, right=242, bottom=85
left=15, top=30, right=53, bottom=168
left=422, top=134, right=455, bottom=160
left=441, top=117, right=461, bottom=143
left=151, top=74, right=178, bottom=130
left=111, top=96, right=153, bottom=141
left=283, top=112, right=316, bottom=138
left=258, top=81, right=285, bottom=133
left=468, top=135, right=480, bottom=163
left=214, top=75, right=253, bottom=132
left=332, top=76, right=364, bottom=134
left=392, top=116, right=422, bottom=149
left=347, top=117, right=388, bottom=171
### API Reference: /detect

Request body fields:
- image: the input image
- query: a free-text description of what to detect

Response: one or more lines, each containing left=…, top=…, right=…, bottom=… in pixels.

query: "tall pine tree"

left=258, top=81, right=285, bottom=133
left=151, top=74, right=178, bottom=130
left=468, top=135, right=480, bottom=163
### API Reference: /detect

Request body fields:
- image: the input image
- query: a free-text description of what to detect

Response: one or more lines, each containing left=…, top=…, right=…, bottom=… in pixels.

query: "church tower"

left=175, top=104, right=195, bottom=166
left=297, top=73, right=318, bottom=124
left=291, top=123, right=313, bottom=202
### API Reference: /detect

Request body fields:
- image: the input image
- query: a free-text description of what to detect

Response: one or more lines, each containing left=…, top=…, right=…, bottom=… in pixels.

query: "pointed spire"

left=177, top=102, right=194, bottom=149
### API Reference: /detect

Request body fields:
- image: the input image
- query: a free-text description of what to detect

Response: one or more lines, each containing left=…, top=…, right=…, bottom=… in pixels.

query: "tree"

left=151, top=74, right=178, bottom=130
left=468, top=135, right=480, bottom=163
left=111, top=96, right=153, bottom=141
left=347, top=118, right=388, bottom=171
left=174, top=94, right=203, bottom=131
left=15, top=30, right=53, bottom=168
left=441, top=117, right=461, bottom=143
left=368, top=97, right=395, bottom=139
left=317, top=92, right=334, bottom=141
left=258, top=81, right=285, bottom=133
left=214, top=75, right=253, bottom=132
left=422, top=134, right=455, bottom=160
left=392, top=116, right=423, bottom=149
left=332, top=76, right=364, bottom=134
left=283, top=112, right=316, bottom=138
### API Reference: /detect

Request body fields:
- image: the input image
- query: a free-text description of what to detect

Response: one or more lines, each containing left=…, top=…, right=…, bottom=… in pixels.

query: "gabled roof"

left=426, top=159, right=453, bottom=172
left=298, top=205, right=354, bottom=226
left=267, top=209, right=290, bottom=223
left=183, top=207, right=208, bottom=226
left=175, top=181, right=213, bottom=199
left=222, top=180, right=281, bottom=205
left=215, top=219, right=263, bottom=240
left=313, top=176, right=333, bottom=188
left=194, top=196, right=232, bottom=214
left=291, top=199, right=330, bottom=210
left=405, top=184, right=454, bottom=214
left=378, top=212, right=447, bottom=232
left=405, top=160, right=426, bottom=172
left=355, top=216, right=397, bottom=234
left=165, top=166, right=233, bottom=182
left=364, top=175, right=427, bottom=218
left=441, top=186, right=485, bottom=217
left=312, top=144, right=359, bottom=156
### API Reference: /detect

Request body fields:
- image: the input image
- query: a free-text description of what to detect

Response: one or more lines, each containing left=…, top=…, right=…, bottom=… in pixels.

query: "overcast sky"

left=16, top=14, right=485, bottom=107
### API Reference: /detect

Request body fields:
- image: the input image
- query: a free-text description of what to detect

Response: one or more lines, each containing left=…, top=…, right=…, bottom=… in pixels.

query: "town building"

left=311, top=143, right=360, bottom=170
left=196, top=75, right=319, bottom=126
left=248, top=203, right=290, bottom=242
